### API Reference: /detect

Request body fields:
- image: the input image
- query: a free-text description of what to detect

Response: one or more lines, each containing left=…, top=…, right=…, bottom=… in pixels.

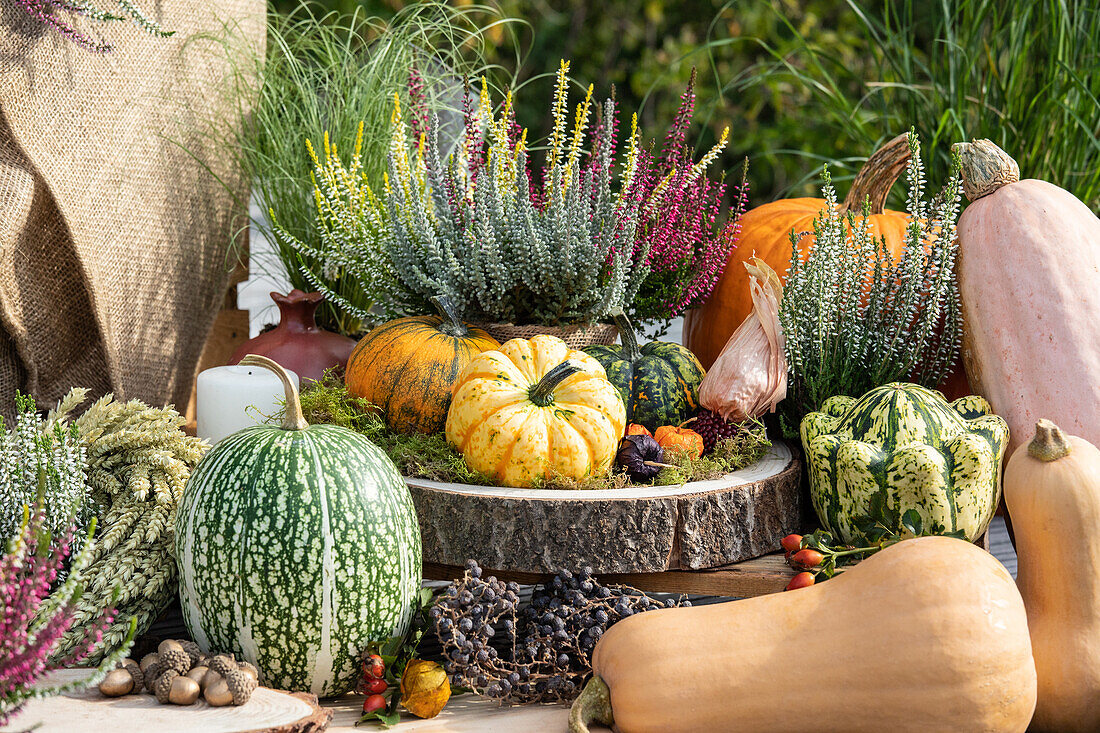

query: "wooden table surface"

left=326, top=693, right=593, bottom=732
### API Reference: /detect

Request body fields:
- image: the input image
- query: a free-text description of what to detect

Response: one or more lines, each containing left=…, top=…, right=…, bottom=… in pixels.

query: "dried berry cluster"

left=98, top=639, right=257, bottom=707
left=431, top=561, right=689, bottom=703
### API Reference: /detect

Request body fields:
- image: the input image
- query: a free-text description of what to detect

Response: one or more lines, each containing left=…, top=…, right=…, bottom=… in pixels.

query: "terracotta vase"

left=229, top=290, right=356, bottom=382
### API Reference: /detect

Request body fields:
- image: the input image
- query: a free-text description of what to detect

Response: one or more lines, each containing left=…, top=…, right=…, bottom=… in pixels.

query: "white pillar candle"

left=196, top=364, right=301, bottom=444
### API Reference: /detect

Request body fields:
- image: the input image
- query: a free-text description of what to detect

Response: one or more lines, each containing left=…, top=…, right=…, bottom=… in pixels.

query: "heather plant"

left=0, top=394, right=92, bottom=563
left=13, top=0, right=172, bottom=52
left=232, top=4, right=516, bottom=335
left=778, top=131, right=963, bottom=427
left=384, top=61, right=649, bottom=325
left=628, top=69, right=747, bottom=334
left=0, top=498, right=134, bottom=726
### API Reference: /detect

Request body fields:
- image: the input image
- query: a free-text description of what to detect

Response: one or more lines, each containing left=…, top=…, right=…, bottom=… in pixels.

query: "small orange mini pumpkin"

left=626, top=424, right=653, bottom=438
left=654, top=426, right=704, bottom=460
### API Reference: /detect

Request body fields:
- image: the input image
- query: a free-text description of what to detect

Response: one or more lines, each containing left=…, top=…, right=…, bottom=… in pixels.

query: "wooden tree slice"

left=407, top=441, right=804, bottom=574
left=3, top=670, right=332, bottom=733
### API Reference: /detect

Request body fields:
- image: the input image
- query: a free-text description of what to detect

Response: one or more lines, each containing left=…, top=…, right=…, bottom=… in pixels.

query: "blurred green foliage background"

left=266, top=0, right=1100, bottom=210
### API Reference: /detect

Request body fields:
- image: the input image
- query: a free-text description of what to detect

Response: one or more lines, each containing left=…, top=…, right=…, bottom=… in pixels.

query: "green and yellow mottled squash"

left=801, top=382, right=1008, bottom=544
left=345, top=295, right=499, bottom=435
left=176, top=355, right=422, bottom=696
left=585, top=311, right=704, bottom=432
left=446, top=335, right=626, bottom=488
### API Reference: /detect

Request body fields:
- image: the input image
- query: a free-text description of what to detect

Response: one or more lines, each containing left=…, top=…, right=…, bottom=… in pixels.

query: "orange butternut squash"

left=571, top=536, right=1036, bottom=733
left=955, top=140, right=1100, bottom=455
left=1005, top=420, right=1100, bottom=732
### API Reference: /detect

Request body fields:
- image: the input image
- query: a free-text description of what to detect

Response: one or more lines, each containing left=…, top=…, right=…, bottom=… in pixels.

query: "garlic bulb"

left=697, top=258, right=787, bottom=422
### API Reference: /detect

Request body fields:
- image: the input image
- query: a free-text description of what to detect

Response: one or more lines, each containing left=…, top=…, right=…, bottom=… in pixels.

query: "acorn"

left=207, top=654, right=237, bottom=676
left=123, top=661, right=144, bottom=693
left=158, top=639, right=185, bottom=656
left=144, top=660, right=165, bottom=692
left=98, top=668, right=135, bottom=697
left=168, top=676, right=201, bottom=705
left=223, top=669, right=258, bottom=706
left=238, top=661, right=259, bottom=683
left=154, top=669, right=180, bottom=704
left=160, top=648, right=192, bottom=675
left=186, top=666, right=209, bottom=686
left=139, top=653, right=160, bottom=673
left=204, top=678, right=234, bottom=707
left=201, top=669, right=223, bottom=692
left=180, top=640, right=202, bottom=666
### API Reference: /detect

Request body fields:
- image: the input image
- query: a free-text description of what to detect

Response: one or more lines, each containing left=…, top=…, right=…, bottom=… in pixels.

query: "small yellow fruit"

left=400, top=659, right=450, bottom=719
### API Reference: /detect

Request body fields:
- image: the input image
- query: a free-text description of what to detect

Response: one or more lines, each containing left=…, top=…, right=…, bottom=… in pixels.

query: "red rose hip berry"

left=363, top=694, right=387, bottom=714
left=786, top=571, right=816, bottom=591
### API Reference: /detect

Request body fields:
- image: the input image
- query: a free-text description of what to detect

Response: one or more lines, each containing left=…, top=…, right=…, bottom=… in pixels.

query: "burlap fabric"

left=473, top=322, right=620, bottom=349
left=0, top=3, right=263, bottom=419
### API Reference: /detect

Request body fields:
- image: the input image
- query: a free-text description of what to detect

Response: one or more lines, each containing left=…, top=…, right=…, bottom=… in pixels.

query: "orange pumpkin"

left=345, top=296, right=499, bottom=435
left=684, top=135, right=912, bottom=371
left=626, top=424, right=653, bottom=438
left=653, top=426, right=703, bottom=459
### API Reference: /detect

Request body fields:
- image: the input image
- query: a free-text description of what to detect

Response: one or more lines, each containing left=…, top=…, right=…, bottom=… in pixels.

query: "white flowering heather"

left=0, top=394, right=90, bottom=557
left=779, top=131, right=963, bottom=423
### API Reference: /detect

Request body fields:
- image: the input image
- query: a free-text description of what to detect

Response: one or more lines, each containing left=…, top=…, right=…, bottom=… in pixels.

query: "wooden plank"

left=424, top=551, right=794, bottom=599
left=3, top=670, right=330, bottom=733
left=325, top=692, right=582, bottom=732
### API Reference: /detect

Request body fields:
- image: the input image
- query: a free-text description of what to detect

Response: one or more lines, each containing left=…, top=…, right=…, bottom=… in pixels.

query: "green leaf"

left=356, top=708, right=402, bottom=729
left=901, top=509, right=923, bottom=537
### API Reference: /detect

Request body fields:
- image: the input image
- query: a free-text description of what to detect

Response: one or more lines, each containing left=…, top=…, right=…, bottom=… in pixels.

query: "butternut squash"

left=1005, top=420, right=1100, bottom=732
left=954, top=140, right=1100, bottom=455
left=570, top=536, right=1036, bottom=733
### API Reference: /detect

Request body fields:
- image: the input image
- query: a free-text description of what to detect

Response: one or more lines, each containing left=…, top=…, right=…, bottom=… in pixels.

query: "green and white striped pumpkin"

left=801, top=382, right=1009, bottom=544
left=175, top=355, right=422, bottom=697
left=585, top=310, right=705, bottom=432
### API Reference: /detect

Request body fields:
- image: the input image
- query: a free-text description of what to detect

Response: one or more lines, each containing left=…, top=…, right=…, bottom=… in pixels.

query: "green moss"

left=297, top=375, right=770, bottom=490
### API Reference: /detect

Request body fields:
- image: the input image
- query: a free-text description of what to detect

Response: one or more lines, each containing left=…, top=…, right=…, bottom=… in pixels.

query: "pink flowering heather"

left=0, top=500, right=133, bottom=726
left=12, top=0, right=173, bottom=53
left=629, top=69, right=748, bottom=333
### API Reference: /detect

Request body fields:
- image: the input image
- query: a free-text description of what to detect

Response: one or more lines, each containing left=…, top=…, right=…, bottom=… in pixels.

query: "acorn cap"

left=124, top=661, right=145, bottom=693
left=223, top=669, right=258, bottom=706
left=207, top=654, right=238, bottom=676
left=155, top=669, right=180, bottom=704
left=144, top=660, right=165, bottom=692
left=180, top=640, right=202, bottom=666
left=160, top=648, right=192, bottom=675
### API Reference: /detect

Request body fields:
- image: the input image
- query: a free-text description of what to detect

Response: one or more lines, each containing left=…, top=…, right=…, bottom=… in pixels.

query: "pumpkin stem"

left=529, top=361, right=583, bottom=407
left=609, top=308, right=641, bottom=363
left=238, top=354, right=309, bottom=431
left=1028, top=419, right=1072, bottom=462
left=841, top=133, right=910, bottom=215
left=952, top=139, right=1020, bottom=202
left=569, top=675, right=614, bottom=733
left=430, top=294, right=468, bottom=338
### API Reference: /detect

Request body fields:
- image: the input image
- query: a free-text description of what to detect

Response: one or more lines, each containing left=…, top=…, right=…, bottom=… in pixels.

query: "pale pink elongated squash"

left=954, top=140, right=1100, bottom=455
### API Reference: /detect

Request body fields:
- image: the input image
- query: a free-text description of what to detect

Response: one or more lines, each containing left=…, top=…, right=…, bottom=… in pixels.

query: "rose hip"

left=791, top=548, right=824, bottom=569
left=363, top=693, right=387, bottom=714
left=786, top=571, right=816, bottom=591
left=780, top=534, right=803, bottom=554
